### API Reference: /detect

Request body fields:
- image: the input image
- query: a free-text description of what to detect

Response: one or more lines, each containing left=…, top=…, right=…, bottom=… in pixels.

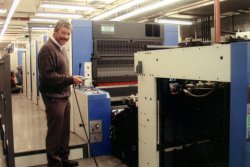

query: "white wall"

left=10, top=51, right=18, bottom=72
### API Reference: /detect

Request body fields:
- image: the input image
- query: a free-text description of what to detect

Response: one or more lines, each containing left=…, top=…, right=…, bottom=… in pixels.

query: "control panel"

left=73, top=87, right=111, bottom=156
left=89, top=120, right=102, bottom=143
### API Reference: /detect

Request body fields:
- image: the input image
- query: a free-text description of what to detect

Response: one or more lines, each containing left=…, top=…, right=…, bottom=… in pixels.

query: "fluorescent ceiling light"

left=22, top=27, right=54, bottom=30
left=9, top=25, right=23, bottom=28
left=222, top=12, right=240, bottom=16
left=168, top=14, right=196, bottom=19
left=30, top=18, right=59, bottom=23
left=88, top=0, right=115, bottom=4
left=165, top=0, right=226, bottom=17
left=156, top=19, right=192, bottom=25
left=92, top=0, right=150, bottom=20
left=35, top=13, right=82, bottom=19
left=0, top=9, right=7, bottom=13
left=202, top=0, right=226, bottom=6
left=237, top=9, right=249, bottom=13
left=0, top=0, right=21, bottom=39
left=111, top=0, right=180, bottom=21
left=40, top=3, right=95, bottom=11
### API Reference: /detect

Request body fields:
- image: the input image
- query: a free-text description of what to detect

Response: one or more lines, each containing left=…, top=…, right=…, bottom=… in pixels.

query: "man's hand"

left=73, top=75, right=84, bottom=85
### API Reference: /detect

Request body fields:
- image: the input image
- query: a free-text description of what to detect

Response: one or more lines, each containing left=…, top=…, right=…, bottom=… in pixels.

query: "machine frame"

left=135, top=42, right=250, bottom=167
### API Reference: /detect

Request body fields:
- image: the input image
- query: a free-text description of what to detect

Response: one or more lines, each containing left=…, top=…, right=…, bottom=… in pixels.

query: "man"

left=38, top=20, right=83, bottom=167
left=10, top=71, right=21, bottom=93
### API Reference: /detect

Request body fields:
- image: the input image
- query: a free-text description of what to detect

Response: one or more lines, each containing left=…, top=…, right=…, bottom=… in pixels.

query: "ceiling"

left=0, top=0, right=249, bottom=50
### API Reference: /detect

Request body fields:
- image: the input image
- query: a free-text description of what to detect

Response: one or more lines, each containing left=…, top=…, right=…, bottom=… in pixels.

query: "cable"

left=73, top=84, right=99, bottom=167
left=183, top=87, right=215, bottom=98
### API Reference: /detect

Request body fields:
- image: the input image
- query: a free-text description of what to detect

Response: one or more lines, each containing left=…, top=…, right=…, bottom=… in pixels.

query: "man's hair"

left=54, top=20, right=72, bottom=32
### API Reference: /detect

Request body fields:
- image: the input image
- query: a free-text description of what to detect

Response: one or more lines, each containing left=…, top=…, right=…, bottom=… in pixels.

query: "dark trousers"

left=42, top=95, right=71, bottom=157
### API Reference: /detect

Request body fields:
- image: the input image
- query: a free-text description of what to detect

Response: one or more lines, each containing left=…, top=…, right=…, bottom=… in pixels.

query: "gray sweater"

left=38, top=38, right=74, bottom=98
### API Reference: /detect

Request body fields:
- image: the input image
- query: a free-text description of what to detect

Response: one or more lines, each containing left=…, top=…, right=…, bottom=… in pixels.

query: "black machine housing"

left=92, top=21, right=163, bottom=97
left=157, top=78, right=230, bottom=167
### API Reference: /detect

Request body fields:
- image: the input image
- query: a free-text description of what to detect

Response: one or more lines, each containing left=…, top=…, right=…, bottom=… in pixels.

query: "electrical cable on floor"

left=73, top=84, right=99, bottom=167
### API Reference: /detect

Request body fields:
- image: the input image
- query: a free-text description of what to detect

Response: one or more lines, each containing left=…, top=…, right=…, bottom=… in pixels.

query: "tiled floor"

left=12, top=94, right=84, bottom=154
left=0, top=93, right=128, bottom=167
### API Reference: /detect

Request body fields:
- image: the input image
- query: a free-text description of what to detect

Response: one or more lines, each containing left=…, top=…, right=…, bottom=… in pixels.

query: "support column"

left=214, top=0, right=221, bottom=43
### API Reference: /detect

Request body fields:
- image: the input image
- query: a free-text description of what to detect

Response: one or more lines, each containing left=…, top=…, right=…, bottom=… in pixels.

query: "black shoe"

left=62, top=159, right=79, bottom=167
left=47, top=154, right=63, bottom=167
left=48, top=158, right=63, bottom=167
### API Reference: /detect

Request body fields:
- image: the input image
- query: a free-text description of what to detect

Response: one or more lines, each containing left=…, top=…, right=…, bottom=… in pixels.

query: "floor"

left=36, top=155, right=128, bottom=167
left=0, top=141, right=6, bottom=167
left=0, top=93, right=128, bottom=167
left=12, top=94, right=84, bottom=154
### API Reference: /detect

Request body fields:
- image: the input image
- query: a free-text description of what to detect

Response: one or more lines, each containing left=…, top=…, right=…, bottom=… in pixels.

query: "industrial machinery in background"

left=57, top=20, right=177, bottom=165
left=71, top=20, right=178, bottom=101
left=91, top=22, right=162, bottom=88
left=158, top=79, right=229, bottom=167
left=73, top=86, right=112, bottom=157
left=135, top=42, right=250, bottom=167
left=111, top=95, right=138, bottom=167
left=0, top=54, right=15, bottom=167
left=72, top=83, right=139, bottom=166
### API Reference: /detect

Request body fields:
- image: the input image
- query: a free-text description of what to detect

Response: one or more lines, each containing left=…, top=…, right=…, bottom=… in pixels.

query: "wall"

left=10, top=51, right=18, bottom=72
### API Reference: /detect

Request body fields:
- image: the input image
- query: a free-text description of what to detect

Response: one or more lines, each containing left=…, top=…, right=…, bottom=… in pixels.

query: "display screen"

left=101, top=24, right=115, bottom=34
